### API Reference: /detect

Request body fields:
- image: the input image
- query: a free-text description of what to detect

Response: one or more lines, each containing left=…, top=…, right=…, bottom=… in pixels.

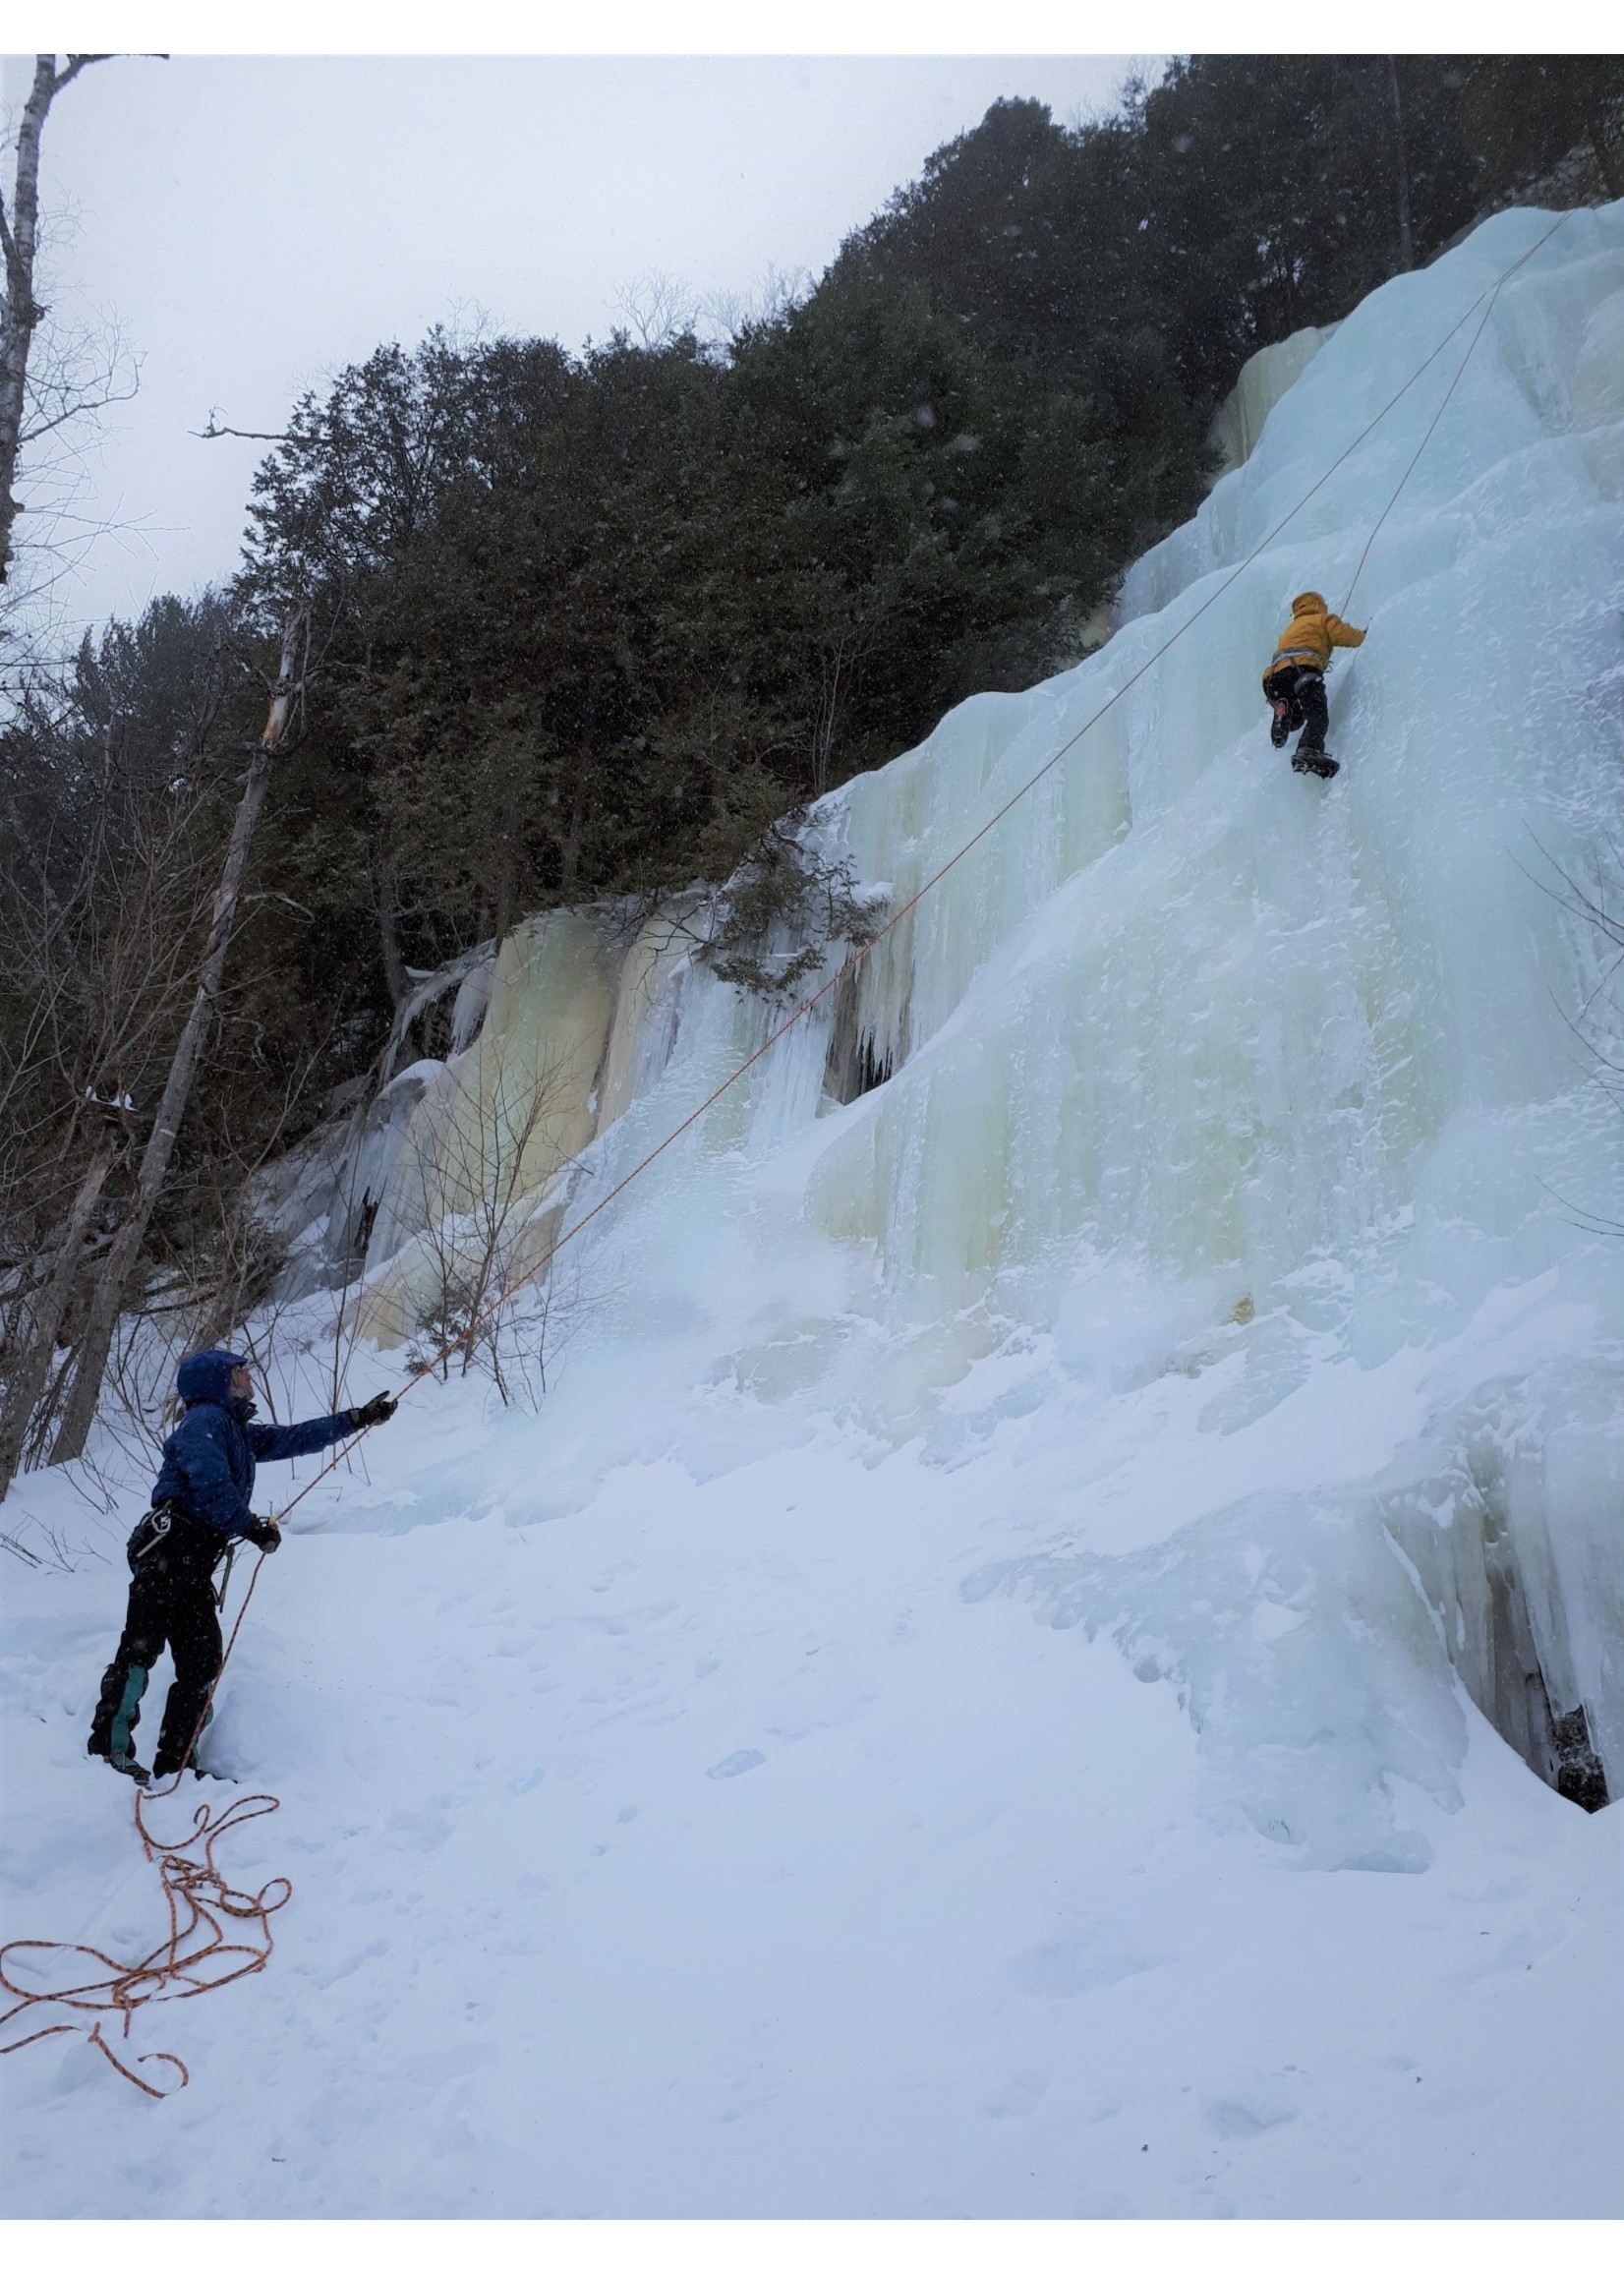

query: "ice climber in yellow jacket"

left=1262, top=590, right=1364, bottom=780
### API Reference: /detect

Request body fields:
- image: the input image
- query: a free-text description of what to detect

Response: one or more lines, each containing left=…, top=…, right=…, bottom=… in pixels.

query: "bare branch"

left=609, top=269, right=700, bottom=353
left=50, top=57, right=113, bottom=96
left=193, top=414, right=295, bottom=444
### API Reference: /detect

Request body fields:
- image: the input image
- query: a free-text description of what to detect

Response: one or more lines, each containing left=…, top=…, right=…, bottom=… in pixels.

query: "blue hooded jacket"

left=149, top=1348, right=359, bottom=1542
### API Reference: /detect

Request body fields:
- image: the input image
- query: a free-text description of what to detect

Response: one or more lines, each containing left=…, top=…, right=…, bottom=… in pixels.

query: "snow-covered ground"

left=4, top=201, right=1623, bottom=2217
left=3, top=1402, right=1620, bottom=2218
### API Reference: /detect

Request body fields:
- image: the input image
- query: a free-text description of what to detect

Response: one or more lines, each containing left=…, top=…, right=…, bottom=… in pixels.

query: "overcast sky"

left=3, top=53, right=1150, bottom=645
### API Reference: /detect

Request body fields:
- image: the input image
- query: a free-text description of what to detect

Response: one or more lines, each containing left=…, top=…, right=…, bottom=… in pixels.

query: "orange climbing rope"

left=1338, top=254, right=1523, bottom=615
left=0, top=210, right=1570, bottom=2099
left=0, top=1788, right=287, bottom=2099
left=0, top=1554, right=283, bottom=2095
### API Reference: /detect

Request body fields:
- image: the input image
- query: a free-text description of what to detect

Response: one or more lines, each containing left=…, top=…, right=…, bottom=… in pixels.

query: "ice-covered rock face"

left=329, top=203, right=1623, bottom=1858
left=1205, top=320, right=1339, bottom=480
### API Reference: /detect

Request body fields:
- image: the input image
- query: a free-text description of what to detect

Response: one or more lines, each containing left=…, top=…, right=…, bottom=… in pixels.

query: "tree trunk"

left=493, top=817, right=520, bottom=948
left=376, top=855, right=409, bottom=1006
left=0, top=1137, right=113, bottom=1498
left=558, top=772, right=587, bottom=901
left=48, top=612, right=305, bottom=1464
left=192, top=1235, right=253, bottom=1358
left=1385, top=58, right=1415, bottom=273
left=0, top=55, right=102, bottom=586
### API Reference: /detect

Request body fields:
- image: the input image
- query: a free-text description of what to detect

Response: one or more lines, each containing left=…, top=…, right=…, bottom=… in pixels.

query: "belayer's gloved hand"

left=351, top=1391, right=399, bottom=1428
left=245, top=1516, right=281, bottom=1553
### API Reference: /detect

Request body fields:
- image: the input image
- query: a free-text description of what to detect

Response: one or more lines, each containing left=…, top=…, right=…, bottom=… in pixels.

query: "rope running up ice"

left=0, top=210, right=1569, bottom=2097
left=267, top=211, right=1575, bottom=1485
left=1339, top=265, right=1512, bottom=615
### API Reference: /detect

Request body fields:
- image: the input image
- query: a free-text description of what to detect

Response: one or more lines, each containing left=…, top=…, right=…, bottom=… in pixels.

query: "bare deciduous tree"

left=696, top=262, right=813, bottom=348
left=0, top=658, right=243, bottom=1495
left=610, top=268, right=701, bottom=352
left=399, top=1057, right=588, bottom=1407
left=48, top=608, right=309, bottom=1464
left=611, top=262, right=814, bottom=362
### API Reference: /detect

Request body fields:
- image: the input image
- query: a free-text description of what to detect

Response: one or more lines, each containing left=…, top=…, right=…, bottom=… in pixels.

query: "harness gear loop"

left=213, top=1542, right=238, bottom=1611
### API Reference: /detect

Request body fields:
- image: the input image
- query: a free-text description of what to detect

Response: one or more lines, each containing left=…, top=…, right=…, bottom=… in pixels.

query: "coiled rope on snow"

left=0, top=1557, right=284, bottom=2097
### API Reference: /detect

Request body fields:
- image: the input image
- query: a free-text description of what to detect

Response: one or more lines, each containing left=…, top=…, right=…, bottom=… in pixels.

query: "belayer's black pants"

left=1263, top=664, right=1330, bottom=754
left=88, top=1564, right=222, bottom=1776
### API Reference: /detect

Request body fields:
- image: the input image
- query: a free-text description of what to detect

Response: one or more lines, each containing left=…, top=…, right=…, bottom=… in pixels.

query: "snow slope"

left=3, top=202, right=1622, bottom=2217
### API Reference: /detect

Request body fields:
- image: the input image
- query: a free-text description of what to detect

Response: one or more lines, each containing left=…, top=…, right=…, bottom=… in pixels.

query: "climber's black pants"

left=89, top=1563, right=221, bottom=1775
left=1263, top=664, right=1330, bottom=753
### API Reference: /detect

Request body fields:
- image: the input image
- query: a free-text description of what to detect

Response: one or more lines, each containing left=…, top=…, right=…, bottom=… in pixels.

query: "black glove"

left=350, top=1392, right=398, bottom=1428
left=245, top=1516, right=281, bottom=1553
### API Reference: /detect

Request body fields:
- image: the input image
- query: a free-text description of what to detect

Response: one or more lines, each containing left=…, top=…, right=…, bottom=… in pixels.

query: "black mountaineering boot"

left=1270, top=704, right=1291, bottom=749
left=1293, top=748, right=1339, bottom=781
left=87, top=1737, right=150, bottom=1785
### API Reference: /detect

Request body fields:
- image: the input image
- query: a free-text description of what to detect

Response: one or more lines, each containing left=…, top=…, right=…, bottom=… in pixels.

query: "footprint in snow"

left=1202, top=2068, right=1306, bottom=2139
left=386, top=1804, right=453, bottom=1851
left=984, top=2070, right=1048, bottom=2119
left=1007, top=1936, right=1159, bottom=1997
left=707, top=1748, right=765, bottom=1779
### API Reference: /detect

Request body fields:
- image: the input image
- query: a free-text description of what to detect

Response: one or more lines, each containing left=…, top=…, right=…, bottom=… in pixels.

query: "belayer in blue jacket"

left=87, top=1348, right=396, bottom=1783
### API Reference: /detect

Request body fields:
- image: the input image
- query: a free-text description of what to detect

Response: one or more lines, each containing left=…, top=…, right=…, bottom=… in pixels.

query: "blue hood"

left=175, top=1348, right=251, bottom=1410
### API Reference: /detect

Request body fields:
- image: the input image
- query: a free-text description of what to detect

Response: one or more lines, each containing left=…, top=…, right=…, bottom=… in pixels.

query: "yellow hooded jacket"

left=1263, top=591, right=1365, bottom=684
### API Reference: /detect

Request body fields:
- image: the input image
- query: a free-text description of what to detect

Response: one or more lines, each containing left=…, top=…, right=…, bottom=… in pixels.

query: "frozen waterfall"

left=308, top=202, right=1624, bottom=1861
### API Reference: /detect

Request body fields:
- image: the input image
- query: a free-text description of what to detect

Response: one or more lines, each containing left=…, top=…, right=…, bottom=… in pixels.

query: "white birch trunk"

left=0, top=55, right=102, bottom=586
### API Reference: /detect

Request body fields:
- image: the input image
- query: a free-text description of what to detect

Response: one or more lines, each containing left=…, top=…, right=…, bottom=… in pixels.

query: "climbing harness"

left=0, top=210, right=1573, bottom=2099
left=127, top=1506, right=172, bottom=1566
left=212, top=1542, right=237, bottom=1611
